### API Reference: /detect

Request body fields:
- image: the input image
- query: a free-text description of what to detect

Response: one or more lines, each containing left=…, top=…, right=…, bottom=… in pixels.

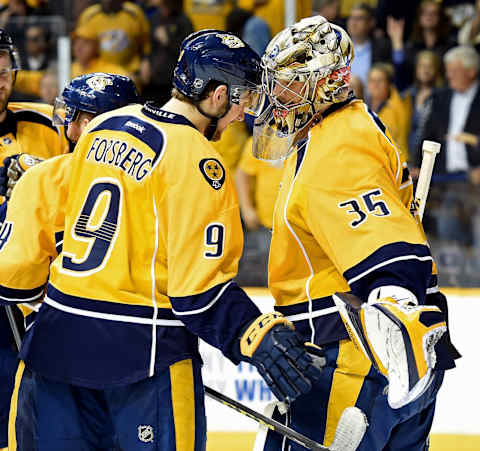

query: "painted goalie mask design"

left=253, top=16, right=354, bottom=161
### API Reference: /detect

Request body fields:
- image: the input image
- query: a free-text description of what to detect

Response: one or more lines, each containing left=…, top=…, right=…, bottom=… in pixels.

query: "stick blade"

left=330, top=407, right=368, bottom=451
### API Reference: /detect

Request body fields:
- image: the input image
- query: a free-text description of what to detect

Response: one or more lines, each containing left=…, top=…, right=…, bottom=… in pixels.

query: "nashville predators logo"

left=199, top=158, right=225, bottom=190
left=217, top=33, right=245, bottom=49
left=86, top=75, right=113, bottom=92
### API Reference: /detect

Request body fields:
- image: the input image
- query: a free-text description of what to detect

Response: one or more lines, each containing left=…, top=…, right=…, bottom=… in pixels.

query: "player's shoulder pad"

left=8, top=102, right=59, bottom=133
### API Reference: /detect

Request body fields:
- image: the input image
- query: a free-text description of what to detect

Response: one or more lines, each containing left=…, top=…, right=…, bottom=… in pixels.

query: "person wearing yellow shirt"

left=237, top=0, right=311, bottom=37
left=235, top=136, right=283, bottom=286
left=70, top=25, right=131, bottom=80
left=76, top=0, right=151, bottom=73
left=184, top=0, right=234, bottom=32
left=367, top=62, right=411, bottom=159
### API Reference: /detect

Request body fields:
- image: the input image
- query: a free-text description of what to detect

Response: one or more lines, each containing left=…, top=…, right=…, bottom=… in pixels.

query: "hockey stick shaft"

left=5, top=305, right=21, bottom=351
left=204, top=385, right=329, bottom=450
left=415, top=140, right=441, bottom=221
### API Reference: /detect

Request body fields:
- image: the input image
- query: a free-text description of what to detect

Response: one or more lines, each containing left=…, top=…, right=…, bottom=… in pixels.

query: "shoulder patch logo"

left=199, top=158, right=225, bottom=190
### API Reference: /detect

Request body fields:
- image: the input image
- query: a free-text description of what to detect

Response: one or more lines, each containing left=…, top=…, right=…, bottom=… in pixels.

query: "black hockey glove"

left=235, top=313, right=325, bottom=403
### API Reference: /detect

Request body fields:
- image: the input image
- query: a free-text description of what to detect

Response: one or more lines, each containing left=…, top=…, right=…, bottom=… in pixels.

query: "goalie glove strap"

left=368, top=286, right=418, bottom=307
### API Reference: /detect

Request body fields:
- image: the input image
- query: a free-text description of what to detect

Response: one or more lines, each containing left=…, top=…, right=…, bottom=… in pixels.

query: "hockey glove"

left=333, top=292, right=446, bottom=409
left=237, top=312, right=325, bottom=403
left=0, top=154, right=44, bottom=199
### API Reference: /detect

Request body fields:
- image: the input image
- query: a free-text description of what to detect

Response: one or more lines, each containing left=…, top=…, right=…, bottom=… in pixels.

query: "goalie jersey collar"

left=141, top=102, right=197, bottom=130
left=321, top=92, right=357, bottom=120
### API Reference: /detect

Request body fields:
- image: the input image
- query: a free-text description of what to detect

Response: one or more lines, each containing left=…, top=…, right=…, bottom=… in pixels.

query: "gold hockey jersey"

left=269, top=98, right=433, bottom=344
left=0, top=103, right=260, bottom=387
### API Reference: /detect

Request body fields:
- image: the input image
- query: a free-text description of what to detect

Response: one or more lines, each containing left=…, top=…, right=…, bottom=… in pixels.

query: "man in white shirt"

left=416, top=45, right=480, bottom=281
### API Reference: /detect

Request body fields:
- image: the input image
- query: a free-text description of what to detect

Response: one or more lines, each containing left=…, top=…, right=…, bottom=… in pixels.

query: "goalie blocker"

left=333, top=292, right=446, bottom=409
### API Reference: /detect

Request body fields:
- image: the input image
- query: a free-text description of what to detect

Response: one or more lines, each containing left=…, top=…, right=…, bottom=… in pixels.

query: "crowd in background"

left=3, top=0, right=480, bottom=287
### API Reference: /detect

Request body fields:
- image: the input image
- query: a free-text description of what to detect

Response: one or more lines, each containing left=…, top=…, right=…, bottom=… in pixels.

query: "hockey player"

left=0, top=72, right=139, bottom=451
left=251, top=16, right=459, bottom=450
left=0, top=32, right=323, bottom=450
left=0, top=28, right=69, bottom=451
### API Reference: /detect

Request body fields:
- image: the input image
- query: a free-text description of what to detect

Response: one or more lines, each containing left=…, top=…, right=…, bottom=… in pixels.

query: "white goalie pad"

left=333, top=293, right=447, bottom=409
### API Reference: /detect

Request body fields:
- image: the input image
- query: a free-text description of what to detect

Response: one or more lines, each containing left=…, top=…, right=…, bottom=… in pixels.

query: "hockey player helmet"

left=52, top=72, right=139, bottom=126
left=253, top=16, right=354, bottom=161
left=0, top=28, right=21, bottom=74
left=173, top=30, right=263, bottom=116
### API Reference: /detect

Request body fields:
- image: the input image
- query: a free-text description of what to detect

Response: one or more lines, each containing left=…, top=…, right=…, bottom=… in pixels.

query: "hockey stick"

left=5, top=305, right=22, bottom=351
left=414, top=140, right=441, bottom=221
left=205, top=385, right=367, bottom=451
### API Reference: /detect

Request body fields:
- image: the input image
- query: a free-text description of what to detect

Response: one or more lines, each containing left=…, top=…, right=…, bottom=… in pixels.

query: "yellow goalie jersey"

left=269, top=98, right=433, bottom=344
left=0, top=103, right=260, bottom=388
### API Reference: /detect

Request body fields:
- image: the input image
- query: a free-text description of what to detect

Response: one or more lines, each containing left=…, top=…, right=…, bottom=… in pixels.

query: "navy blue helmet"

left=53, top=72, right=139, bottom=126
left=173, top=30, right=261, bottom=109
left=0, top=28, right=20, bottom=72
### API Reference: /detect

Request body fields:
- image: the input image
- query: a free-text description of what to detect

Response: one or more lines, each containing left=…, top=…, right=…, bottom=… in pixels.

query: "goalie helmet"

left=52, top=73, right=139, bottom=126
left=173, top=30, right=263, bottom=116
left=253, top=16, right=354, bottom=161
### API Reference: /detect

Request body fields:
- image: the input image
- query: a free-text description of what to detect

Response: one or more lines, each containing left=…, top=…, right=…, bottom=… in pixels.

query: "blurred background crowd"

left=4, top=0, right=480, bottom=287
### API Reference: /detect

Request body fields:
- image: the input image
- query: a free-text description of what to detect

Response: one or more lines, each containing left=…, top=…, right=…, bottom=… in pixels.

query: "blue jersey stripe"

left=344, top=242, right=433, bottom=303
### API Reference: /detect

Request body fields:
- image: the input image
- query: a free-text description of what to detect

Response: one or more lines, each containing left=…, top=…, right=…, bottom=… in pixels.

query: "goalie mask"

left=253, top=17, right=354, bottom=161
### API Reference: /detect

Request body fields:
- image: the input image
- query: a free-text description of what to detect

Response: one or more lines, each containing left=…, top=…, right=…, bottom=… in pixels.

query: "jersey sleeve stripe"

left=170, top=282, right=261, bottom=363
left=344, top=242, right=433, bottom=302
left=171, top=281, right=232, bottom=316
left=46, top=283, right=183, bottom=325
left=0, top=285, right=44, bottom=303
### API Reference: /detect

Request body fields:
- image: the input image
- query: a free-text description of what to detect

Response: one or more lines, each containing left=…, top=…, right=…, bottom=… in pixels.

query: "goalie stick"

left=205, top=385, right=367, bottom=451
left=414, top=140, right=441, bottom=221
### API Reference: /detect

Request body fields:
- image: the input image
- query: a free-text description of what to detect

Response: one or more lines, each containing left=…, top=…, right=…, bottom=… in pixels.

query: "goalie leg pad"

left=333, top=293, right=446, bottom=409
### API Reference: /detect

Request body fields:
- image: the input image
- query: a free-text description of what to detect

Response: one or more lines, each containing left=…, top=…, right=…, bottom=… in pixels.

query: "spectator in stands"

left=0, top=0, right=29, bottom=56
left=386, top=14, right=444, bottom=157
left=367, top=62, right=410, bottom=156
left=414, top=46, right=480, bottom=248
left=23, top=25, right=52, bottom=71
left=237, top=0, right=311, bottom=37
left=312, top=0, right=344, bottom=27
left=404, top=0, right=455, bottom=77
left=405, top=50, right=443, bottom=156
left=226, top=7, right=270, bottom=56
left=38, top=70, right=57, bottom=104
left=70, top=25, right=131, bottom=79
left=350, top=74, right=365, bottom=99
left=457, top=0, right=480, bottom=52
left=235, top=136, right=283, bottom=286
left=76, top=0, right=151, bottom=74
left=346, top=3, right=391, bottom=90
left=140, top=0, right=193, bottom=104
left=183, top=0, right=233, bottom=31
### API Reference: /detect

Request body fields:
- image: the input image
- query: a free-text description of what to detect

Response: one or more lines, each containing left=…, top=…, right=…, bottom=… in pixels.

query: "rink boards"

left=201, top=288, right=480, bottom=450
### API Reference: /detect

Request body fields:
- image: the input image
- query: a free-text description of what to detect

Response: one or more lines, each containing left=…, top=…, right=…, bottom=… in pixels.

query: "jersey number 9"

left=62, top=179, right=122, bottom=275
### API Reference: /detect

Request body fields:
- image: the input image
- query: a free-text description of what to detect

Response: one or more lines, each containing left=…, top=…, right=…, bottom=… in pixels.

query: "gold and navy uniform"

left=0, top=103, right=68, bottom=162
left=76, top=2, right=151, bottom=73
left=269, top=97, right=430, bottom=341
left=0, top=103, right=260, bottom=389
left=262, top=96, right=444, bottom=450
left=0, top=154, right=72, bottom=327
